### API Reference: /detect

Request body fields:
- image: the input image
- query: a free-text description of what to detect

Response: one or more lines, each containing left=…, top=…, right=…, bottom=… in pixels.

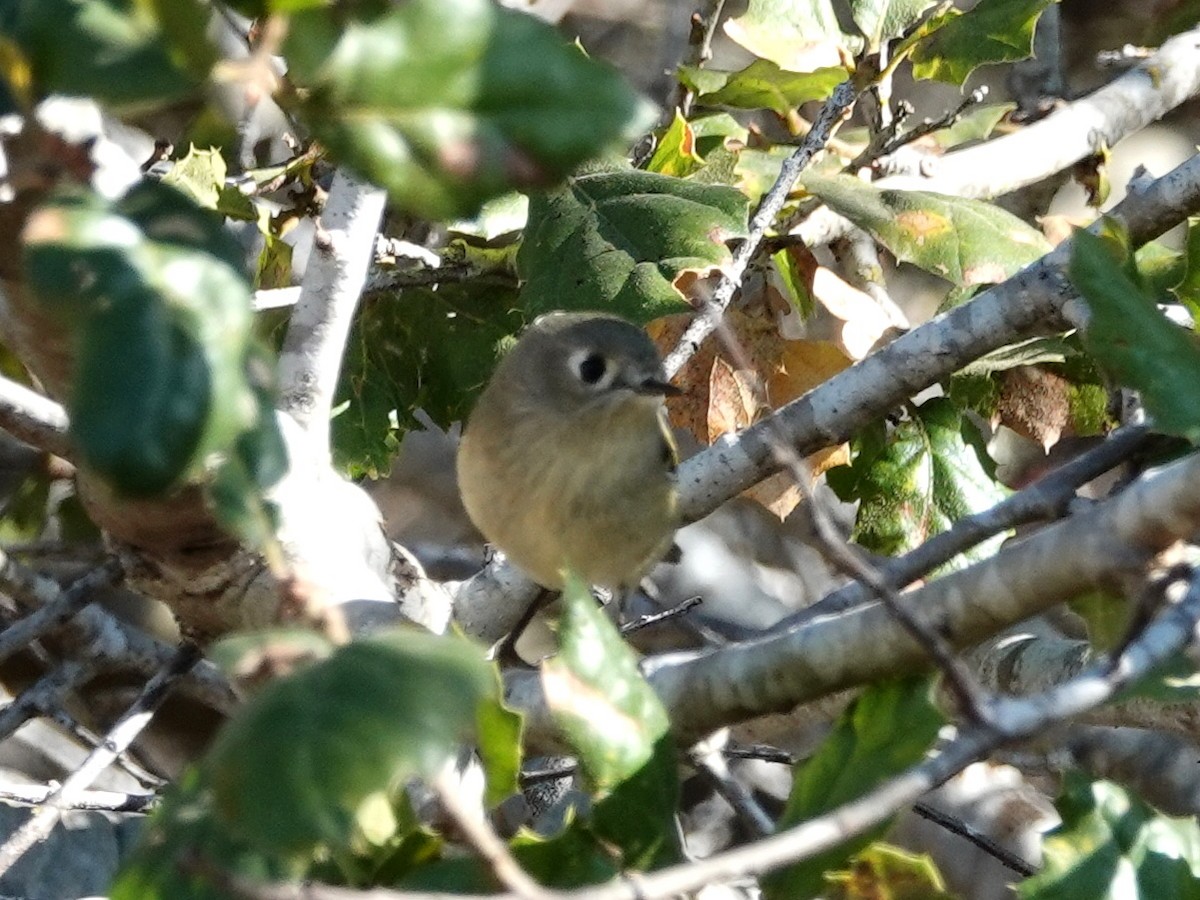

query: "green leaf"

left=285, top=0, right=655, bottom=219
left=1071, top=221, right=1200, bottom=442
left=849, top=0, right=937, bottom=52
left=23, top=182, right=283, bottom=501
left=826, top=843, right=956, bottom=899
left=519, top=168, right=749, bottom=323
left=763, top=677, right=944, bottom=900
left=207, top=628, right=498, bottom=856
left=679, top=59, right=846, bottom=116
left=1019, top=775, right=1200, bottom=899
left=828, top=398, right=1009, bottom=565
left=724, top=0, right=861, bottom=72
left=911, top=0, right=1058, bottom=84
left=112, top=769, right=302, bottom=900
left=928, top=102, right=1016, bottom=149
left=644, top=110, right=703, bottom=178
left=331, top=283, right=524, bottom=478
left=1173, top=217, right=1200, bottom=323
left=542, top=571, right=679, bottom=868
left=801, top=174, right=1051, bottom=287
left=0, top=0, right=199, bottom=112
left=1115, top=652, right=1200, bottom=706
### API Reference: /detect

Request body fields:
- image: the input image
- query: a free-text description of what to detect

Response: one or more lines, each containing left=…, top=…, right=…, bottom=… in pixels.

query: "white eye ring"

left=568, top=348, right=613, bottom=388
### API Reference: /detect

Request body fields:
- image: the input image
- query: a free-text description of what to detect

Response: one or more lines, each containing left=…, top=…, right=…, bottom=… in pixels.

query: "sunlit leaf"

left=763, top=677, right=944, bottom=900
left=285, top=0, right=655, bottom=218
left=801, top=174, right=1051, bottom=287
left=911, top=0, right=1058, bottom=84
left=519, top=168, right=749, bottom=323
left=1019, top=775, right=1200, bottom=900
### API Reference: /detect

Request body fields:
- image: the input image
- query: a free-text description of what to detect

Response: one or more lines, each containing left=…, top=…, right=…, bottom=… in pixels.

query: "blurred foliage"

left=3, top=0, right=1199, bottom=896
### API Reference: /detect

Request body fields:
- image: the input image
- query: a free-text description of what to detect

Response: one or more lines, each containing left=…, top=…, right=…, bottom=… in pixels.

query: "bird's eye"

left=577, top=353, right=608, bottom=385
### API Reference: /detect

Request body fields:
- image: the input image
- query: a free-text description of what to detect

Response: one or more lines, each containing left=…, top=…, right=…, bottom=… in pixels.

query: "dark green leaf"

left=285, top=0, right=654, bottom=219
left=112, top=769, right=302, bottom=900
left=207, top=628, right=497, bottom=856
left=849, top=0, right=936, bottom=52
left=0, top=0, right=198, bottom=112
left=519, top=168, right=749, bottom=323
left=763, top=677, right=944, bottom=900
left=331, top=283, right=523, bottom=478
left=1019, top=775, right=1200, bottom=899
left=829, top=398, right=1008, bottom=565
left=22, top=182, right=285, bottom=515
left=542, top=571, right=678, bottom=869
left=679, top=60, right=846, bottom=116
left=724, top=0, right=861, bottom=71
left=801, top=174, right=1051, bottom=287
left=911, top=0, right=1057, bottom=84
left=1071, top=221, right=1200, bottom=442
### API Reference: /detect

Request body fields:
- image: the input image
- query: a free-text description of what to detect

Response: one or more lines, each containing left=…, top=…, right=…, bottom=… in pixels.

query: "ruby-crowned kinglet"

left=457, top=311, right=681, bottom=590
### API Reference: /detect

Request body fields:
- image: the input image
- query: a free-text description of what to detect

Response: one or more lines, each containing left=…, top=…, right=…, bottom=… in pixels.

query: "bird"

left=457, top=311, right=680, bottom=591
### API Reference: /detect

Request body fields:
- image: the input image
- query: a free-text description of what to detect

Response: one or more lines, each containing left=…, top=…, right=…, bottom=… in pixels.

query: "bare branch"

left=0, top=374, right=70, bottom=458
left=0, top=781, right=156, bottom=814
left=0, top=642, right=199, bottom=877
left=277, top=169, right=388, bottom=459
left=0, top=555, right=122, bottom=664
left=788, top=426, right=1156, bottom=626
left=678, top=152, right=1200, bottom=524
left=794, top=24, right=1200, bottom=248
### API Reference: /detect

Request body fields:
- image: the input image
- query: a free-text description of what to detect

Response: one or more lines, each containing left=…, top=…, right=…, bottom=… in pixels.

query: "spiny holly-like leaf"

left=207, top=629, right=500, bottom=856
left=1019, top=775, right=1200, bottom=899
left=519, top=168, right=749, bottom=323
left=724, top=0, right=861, bottom=72
left=679, top=59, right=846, bottom=116
left=542, top=571, right=679, bottom=869
left=285, top=0, right=654, bottom=219
left=331, top=282, right=523, bottom=478
left=849, top=0, right=937, bottom=52
left=1071, top=221, right=1200, bottom=443
left=801, top=174, right=1051, bottom=287
left=827, top=398, right=1008, bottom=567
left=22, top=182, right=284, bottom=504
left=762, top=677, right=944, bottom=900
left=911, top=0, right=1058, bottom=84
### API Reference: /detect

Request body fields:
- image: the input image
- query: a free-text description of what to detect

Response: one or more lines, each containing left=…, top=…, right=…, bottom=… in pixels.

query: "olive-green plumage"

left=457, top=311, right=679, bottom=590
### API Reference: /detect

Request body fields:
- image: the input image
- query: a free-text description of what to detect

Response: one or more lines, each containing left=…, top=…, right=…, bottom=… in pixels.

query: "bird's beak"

left=635, top=377, right=683, bottom=397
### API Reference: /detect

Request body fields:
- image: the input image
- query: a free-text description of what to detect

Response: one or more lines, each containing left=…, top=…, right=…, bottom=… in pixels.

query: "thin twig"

left=182, top=568, right=1200, bottom=900
left=783, top=425, right=1156, bottom=628
left=433, top=769, right=556, bottom=900
left=671, top=0, right=729, bottom=117
left=0, top=556, right=122, bottom=664
left=43, top=707, right=168, bottom=789
left=705, top=314, right=992, bottom=723
left=620, top=595, right=703, bottom=635
left=847, top=87, right=989, bottom=173
left=911, top=801, right=1037, bottom=878
left=662, top=79, right=860, bottom=380
left=0, top=642, right=201, bottom=878
left=0, top=782, right=157, bottom=814
left=0, top=660, right=92, bottom=743
left=689, top=735, right=774, bottom=838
